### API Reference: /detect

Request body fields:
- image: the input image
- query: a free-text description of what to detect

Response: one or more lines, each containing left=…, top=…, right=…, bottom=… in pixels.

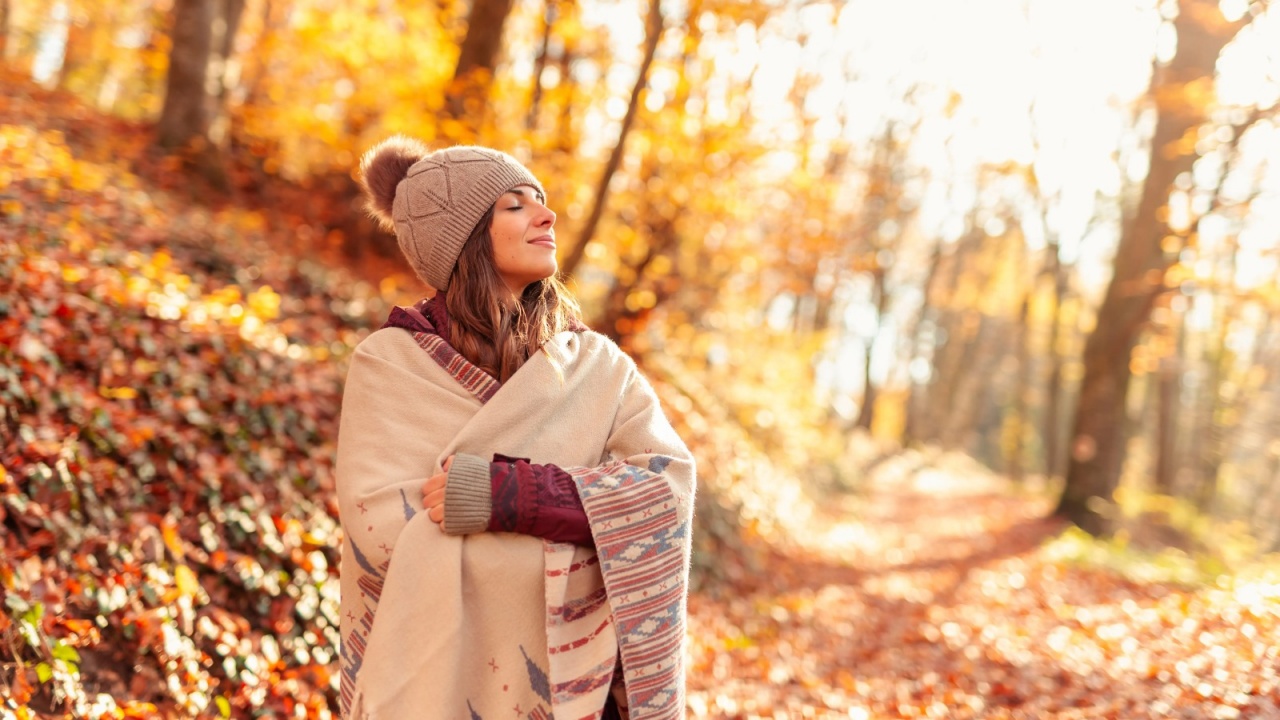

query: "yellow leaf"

left=246, top=285, right=281, bottom=320
left=174, top=565, right=199, bottom=599
left=99, top=386, right=138, bottom=400
left=161, top=521, right=185, bottom=561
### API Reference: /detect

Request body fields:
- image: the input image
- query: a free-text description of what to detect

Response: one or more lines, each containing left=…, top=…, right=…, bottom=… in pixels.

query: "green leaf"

left=52, top=642, right=80, bottom=664
left=21, top=601, right=44, bottom=626
left=35, top=662, right=52, bottom=683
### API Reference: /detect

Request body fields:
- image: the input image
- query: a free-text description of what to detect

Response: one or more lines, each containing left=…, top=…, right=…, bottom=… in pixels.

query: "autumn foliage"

left=4, top=0, right=1280, bottom=715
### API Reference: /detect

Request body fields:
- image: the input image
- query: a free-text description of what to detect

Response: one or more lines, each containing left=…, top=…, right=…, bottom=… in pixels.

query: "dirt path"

left=685, top=461, right=1280, bottom=719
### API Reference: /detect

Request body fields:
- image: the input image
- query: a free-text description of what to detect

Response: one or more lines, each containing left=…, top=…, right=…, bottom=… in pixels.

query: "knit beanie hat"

left=359, top=136, right=546, bottom=292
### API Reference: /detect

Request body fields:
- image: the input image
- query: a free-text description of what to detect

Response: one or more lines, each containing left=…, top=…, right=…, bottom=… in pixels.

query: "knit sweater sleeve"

left=487, top=454, right=594, bottom=546
left=440, top=343, right=694, bottom=556
left=440, top=453, right=593, bottom=545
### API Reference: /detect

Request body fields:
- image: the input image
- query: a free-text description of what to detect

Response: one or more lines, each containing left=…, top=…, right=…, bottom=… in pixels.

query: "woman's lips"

left=529, top=235, right=556, bottom=248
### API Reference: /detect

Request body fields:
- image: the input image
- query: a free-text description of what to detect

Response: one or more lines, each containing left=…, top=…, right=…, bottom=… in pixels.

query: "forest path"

left=685, top=460, right=1280, bottom=719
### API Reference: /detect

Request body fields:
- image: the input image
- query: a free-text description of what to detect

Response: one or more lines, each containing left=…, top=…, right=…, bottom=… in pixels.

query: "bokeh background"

left=2, top=0, right=1280, bottom=717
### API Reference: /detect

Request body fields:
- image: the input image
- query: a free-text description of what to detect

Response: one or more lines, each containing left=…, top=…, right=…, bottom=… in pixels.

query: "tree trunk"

left=594, top=156, right=679, bottom=340
left=216, top=0, right=246, bottom=104
left=1153, top=353, right=1179, bottom=494
left=1055, top=0, right=1248, bottom=534
left=0, top=0, right=8, bottom=60
left=525, top=0, right=556, bottom=130
left=1008, top=289, right=1032, bottom=483
left=559, top=0, right=663, bottom=280
left=901, top=237, right=946, bottom=446
left=1042, top=240, right=1069, bottom=480
left=856, top=266, right=889, bottom=431
left=55, top=4, right=95, bottom=91
left=925, top=231, right=996, bottom=446
left=943, top=316, right=1009, bottom=453
left=595, top=219, right=678, bottom=342
left=553, top=39, right=578, bottom=152
left=445, top=0, right=517, bottom=128
left=157, top=0, right=216, bottom=151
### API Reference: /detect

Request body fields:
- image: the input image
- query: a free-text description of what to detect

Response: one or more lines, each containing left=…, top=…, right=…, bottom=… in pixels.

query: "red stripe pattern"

left=570, top=460, right=689, bottom=718
left=410, top=331, right=499, bottom=404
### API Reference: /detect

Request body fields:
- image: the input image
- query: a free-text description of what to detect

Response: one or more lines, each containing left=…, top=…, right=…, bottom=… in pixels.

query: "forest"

left=1, top=0, right=1279, bottom=716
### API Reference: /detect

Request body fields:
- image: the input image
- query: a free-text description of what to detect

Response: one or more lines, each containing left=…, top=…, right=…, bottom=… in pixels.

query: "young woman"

left=335, top=138, right=695, bottom=719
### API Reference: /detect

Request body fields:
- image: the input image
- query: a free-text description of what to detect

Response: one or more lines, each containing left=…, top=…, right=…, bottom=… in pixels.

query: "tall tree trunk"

left=55, top=3, right=95, bottom=91
left=553, top=40, right=578, bottom=152
left=445, top=0, right=517, bottom=129
left=559, top=0, right=663, bottom=279
left=526, top=0, right=556, bottom=130
left=940, top=316, right=1002, bottom=452
left=1249, top=324, right=1280, bottom=550
left=1055, top=0, right=1249, bottom=534
left=0, top=0, right=9, bottom=60
left=157, top=0, right=216, bottom=150
left=1042, top=240, right=1069, bottom=480
left=856, top=266, right=889, bottom=431
left=907, top=229, right=981, bottom=444
left=1008, top=288, right=1033, bottom=483
left=1153, top=352, right=1179, bottom=494
left=216, top=0, right=246, bottom=104
left=206, top=0, right=246, bottom=147
left=595, top=219, right=679, bottom=342
left=928, top=231, right=997, bottom=446
left=901, top=237, right=946, bottom=446
left=1154, top=296, right=1188, bottom=497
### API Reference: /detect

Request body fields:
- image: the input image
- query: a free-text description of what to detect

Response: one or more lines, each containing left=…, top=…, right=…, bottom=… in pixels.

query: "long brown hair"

left=446, top=206, right=583, bottom=383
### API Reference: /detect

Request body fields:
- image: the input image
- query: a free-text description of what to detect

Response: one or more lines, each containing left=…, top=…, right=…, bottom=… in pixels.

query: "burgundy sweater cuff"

left=487, top=454, right=595, bottom=547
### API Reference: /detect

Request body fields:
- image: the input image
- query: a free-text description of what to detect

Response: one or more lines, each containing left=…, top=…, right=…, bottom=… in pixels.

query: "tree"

left=445, top=0, right=519, bottom=131
left=1055, top=0, right=1255, bottom=534
left=0, top=0, right=10, bottom=61
left=559, top=0, right=664, bottom=279
left=155, top=0, right=244, bottom=148
left=156, top=0, right=216, bottom=150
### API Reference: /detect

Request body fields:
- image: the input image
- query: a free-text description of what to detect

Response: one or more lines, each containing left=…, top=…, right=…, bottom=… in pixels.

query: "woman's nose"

left=539, top=206, right=556, bottom=227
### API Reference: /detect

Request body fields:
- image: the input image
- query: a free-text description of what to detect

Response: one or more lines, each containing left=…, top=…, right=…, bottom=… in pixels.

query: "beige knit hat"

left=359, top=137, right=545, bottom=291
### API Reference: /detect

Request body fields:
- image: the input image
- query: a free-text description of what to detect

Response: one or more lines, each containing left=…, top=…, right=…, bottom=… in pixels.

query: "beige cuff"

left=442, top=453, right=491, bottom=535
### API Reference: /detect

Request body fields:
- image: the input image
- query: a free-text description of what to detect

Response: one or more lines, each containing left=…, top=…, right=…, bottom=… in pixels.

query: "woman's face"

left=489, top=185, right=558, bottom=295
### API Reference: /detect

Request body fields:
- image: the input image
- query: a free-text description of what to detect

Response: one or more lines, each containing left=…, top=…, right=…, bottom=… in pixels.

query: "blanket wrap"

left=336, top=326, right=695, bottom=719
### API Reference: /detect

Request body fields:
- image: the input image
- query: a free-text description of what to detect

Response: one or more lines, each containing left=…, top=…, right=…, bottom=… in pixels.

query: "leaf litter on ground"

left=2, top=80, right=1279, bottom=719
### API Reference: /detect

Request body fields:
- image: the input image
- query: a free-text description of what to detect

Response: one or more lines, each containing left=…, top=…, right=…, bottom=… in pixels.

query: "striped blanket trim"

left=571, top=460, right=689, bottom=719
left=340, top=544, right=388, bottom=715
left=543, top=543, right=618, bottom=717
left=410, top=331, right=500, bottom=404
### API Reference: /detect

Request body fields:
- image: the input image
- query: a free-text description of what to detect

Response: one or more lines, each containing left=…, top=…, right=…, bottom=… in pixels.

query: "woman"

left=335, top=137, right=695, bottom=720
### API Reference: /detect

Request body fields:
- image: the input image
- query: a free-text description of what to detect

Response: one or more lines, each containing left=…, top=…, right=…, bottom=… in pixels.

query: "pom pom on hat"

left=359, top=135, right=429, bottom=231
left=355, top=138, right=545, bottom=292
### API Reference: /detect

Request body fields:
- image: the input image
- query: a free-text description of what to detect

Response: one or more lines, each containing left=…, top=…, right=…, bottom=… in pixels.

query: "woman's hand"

left=421, top=455, right=454, bottom=525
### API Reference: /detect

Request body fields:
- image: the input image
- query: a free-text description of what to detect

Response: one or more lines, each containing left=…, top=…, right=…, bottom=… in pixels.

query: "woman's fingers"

left=424, top=487, right=445, bottom=508
left=421, top=470, right=447, bottom=525
left=421, top=474, right=441, bottom=503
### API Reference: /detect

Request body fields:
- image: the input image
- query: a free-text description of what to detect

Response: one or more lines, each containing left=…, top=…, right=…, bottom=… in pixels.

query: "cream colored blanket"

left=337, top=326, right=695, bottom=719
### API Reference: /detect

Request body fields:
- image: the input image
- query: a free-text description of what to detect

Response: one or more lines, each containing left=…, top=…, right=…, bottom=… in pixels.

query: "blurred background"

left=2, top=0, right=1280, bottom=717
